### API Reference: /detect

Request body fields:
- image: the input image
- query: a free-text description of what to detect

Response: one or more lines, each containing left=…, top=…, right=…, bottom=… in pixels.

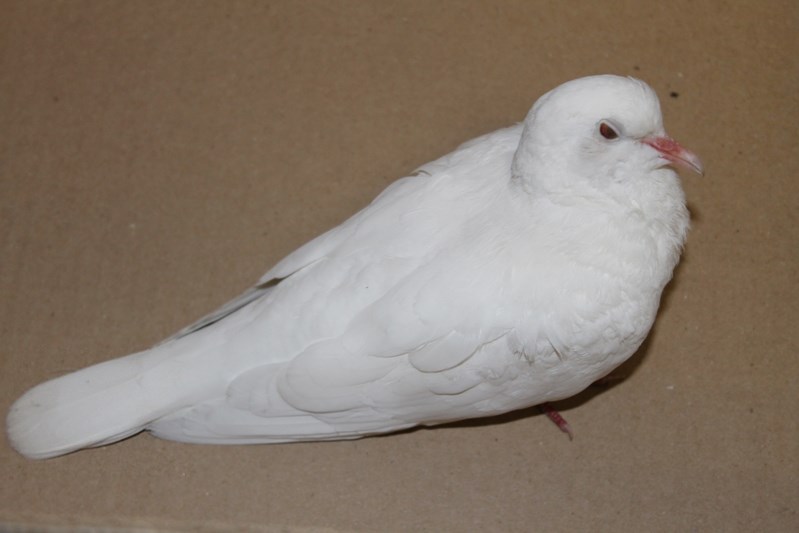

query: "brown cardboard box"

left=1, top=1, right=796, bottom=531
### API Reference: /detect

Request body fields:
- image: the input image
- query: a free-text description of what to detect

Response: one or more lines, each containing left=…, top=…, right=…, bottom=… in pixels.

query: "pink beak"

left=643, top=136, right=704, bottom=176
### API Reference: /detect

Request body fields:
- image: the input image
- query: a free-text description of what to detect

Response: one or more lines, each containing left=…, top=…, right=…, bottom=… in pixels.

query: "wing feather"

left=149, top=124, right=530, bottom=443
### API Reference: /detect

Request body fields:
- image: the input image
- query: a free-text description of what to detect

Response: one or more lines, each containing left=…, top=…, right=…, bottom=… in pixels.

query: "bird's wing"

left=159, top=175, right=424, bottom=344
left=151, top=298, right=523, bottom=444
left=147, top=124, right=533, bottom=442
left=161, top=124, right=524, bottom=344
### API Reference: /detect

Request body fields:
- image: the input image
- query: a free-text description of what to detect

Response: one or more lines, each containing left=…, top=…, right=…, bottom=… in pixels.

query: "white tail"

left=6, top=343, right=210, bottom=460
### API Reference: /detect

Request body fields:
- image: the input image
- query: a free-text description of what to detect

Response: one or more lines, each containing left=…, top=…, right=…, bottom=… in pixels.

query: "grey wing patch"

left=156, top=278, right=280, bottom=345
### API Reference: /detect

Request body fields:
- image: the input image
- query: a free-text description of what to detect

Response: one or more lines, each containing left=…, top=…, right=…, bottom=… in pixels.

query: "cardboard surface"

left=1, top=1, right=796, bottom=531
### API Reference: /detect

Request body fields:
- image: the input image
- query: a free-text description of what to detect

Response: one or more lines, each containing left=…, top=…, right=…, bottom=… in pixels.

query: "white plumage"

left=6, top=75, right=702, bottom=459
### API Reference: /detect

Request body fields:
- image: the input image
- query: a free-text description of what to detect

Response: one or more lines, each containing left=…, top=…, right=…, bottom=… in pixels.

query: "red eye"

left=599, top=122, right=619, bottom=140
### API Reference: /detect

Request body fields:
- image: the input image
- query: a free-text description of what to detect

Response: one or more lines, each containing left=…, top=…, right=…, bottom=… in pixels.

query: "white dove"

left=7, top=75, right=702, bottom=459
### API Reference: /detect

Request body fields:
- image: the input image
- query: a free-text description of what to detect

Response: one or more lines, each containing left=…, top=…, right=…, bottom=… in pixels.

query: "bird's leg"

left=540, top=372, right=628, bottom=439
left=539, top=403, right=573, bottom=440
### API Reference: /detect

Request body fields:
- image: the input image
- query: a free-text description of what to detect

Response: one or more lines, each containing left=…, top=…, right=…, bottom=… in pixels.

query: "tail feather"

left=6, top=346, right=196, bottom=459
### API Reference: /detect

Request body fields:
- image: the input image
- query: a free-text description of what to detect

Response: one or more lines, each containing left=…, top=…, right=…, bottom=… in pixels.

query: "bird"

left=6, top=75, right=702, bottom=460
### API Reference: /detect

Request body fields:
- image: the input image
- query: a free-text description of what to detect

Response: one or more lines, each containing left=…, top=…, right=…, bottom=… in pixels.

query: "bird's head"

left=512, top=75, right=703, bottom=195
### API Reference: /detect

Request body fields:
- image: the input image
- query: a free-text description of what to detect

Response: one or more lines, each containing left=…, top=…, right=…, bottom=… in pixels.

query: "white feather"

left=7, top=75, right=695, bottom=459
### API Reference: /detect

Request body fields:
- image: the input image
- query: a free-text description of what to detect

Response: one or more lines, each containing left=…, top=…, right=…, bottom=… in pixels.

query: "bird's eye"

left=599, top=121, right=619, bottom=140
